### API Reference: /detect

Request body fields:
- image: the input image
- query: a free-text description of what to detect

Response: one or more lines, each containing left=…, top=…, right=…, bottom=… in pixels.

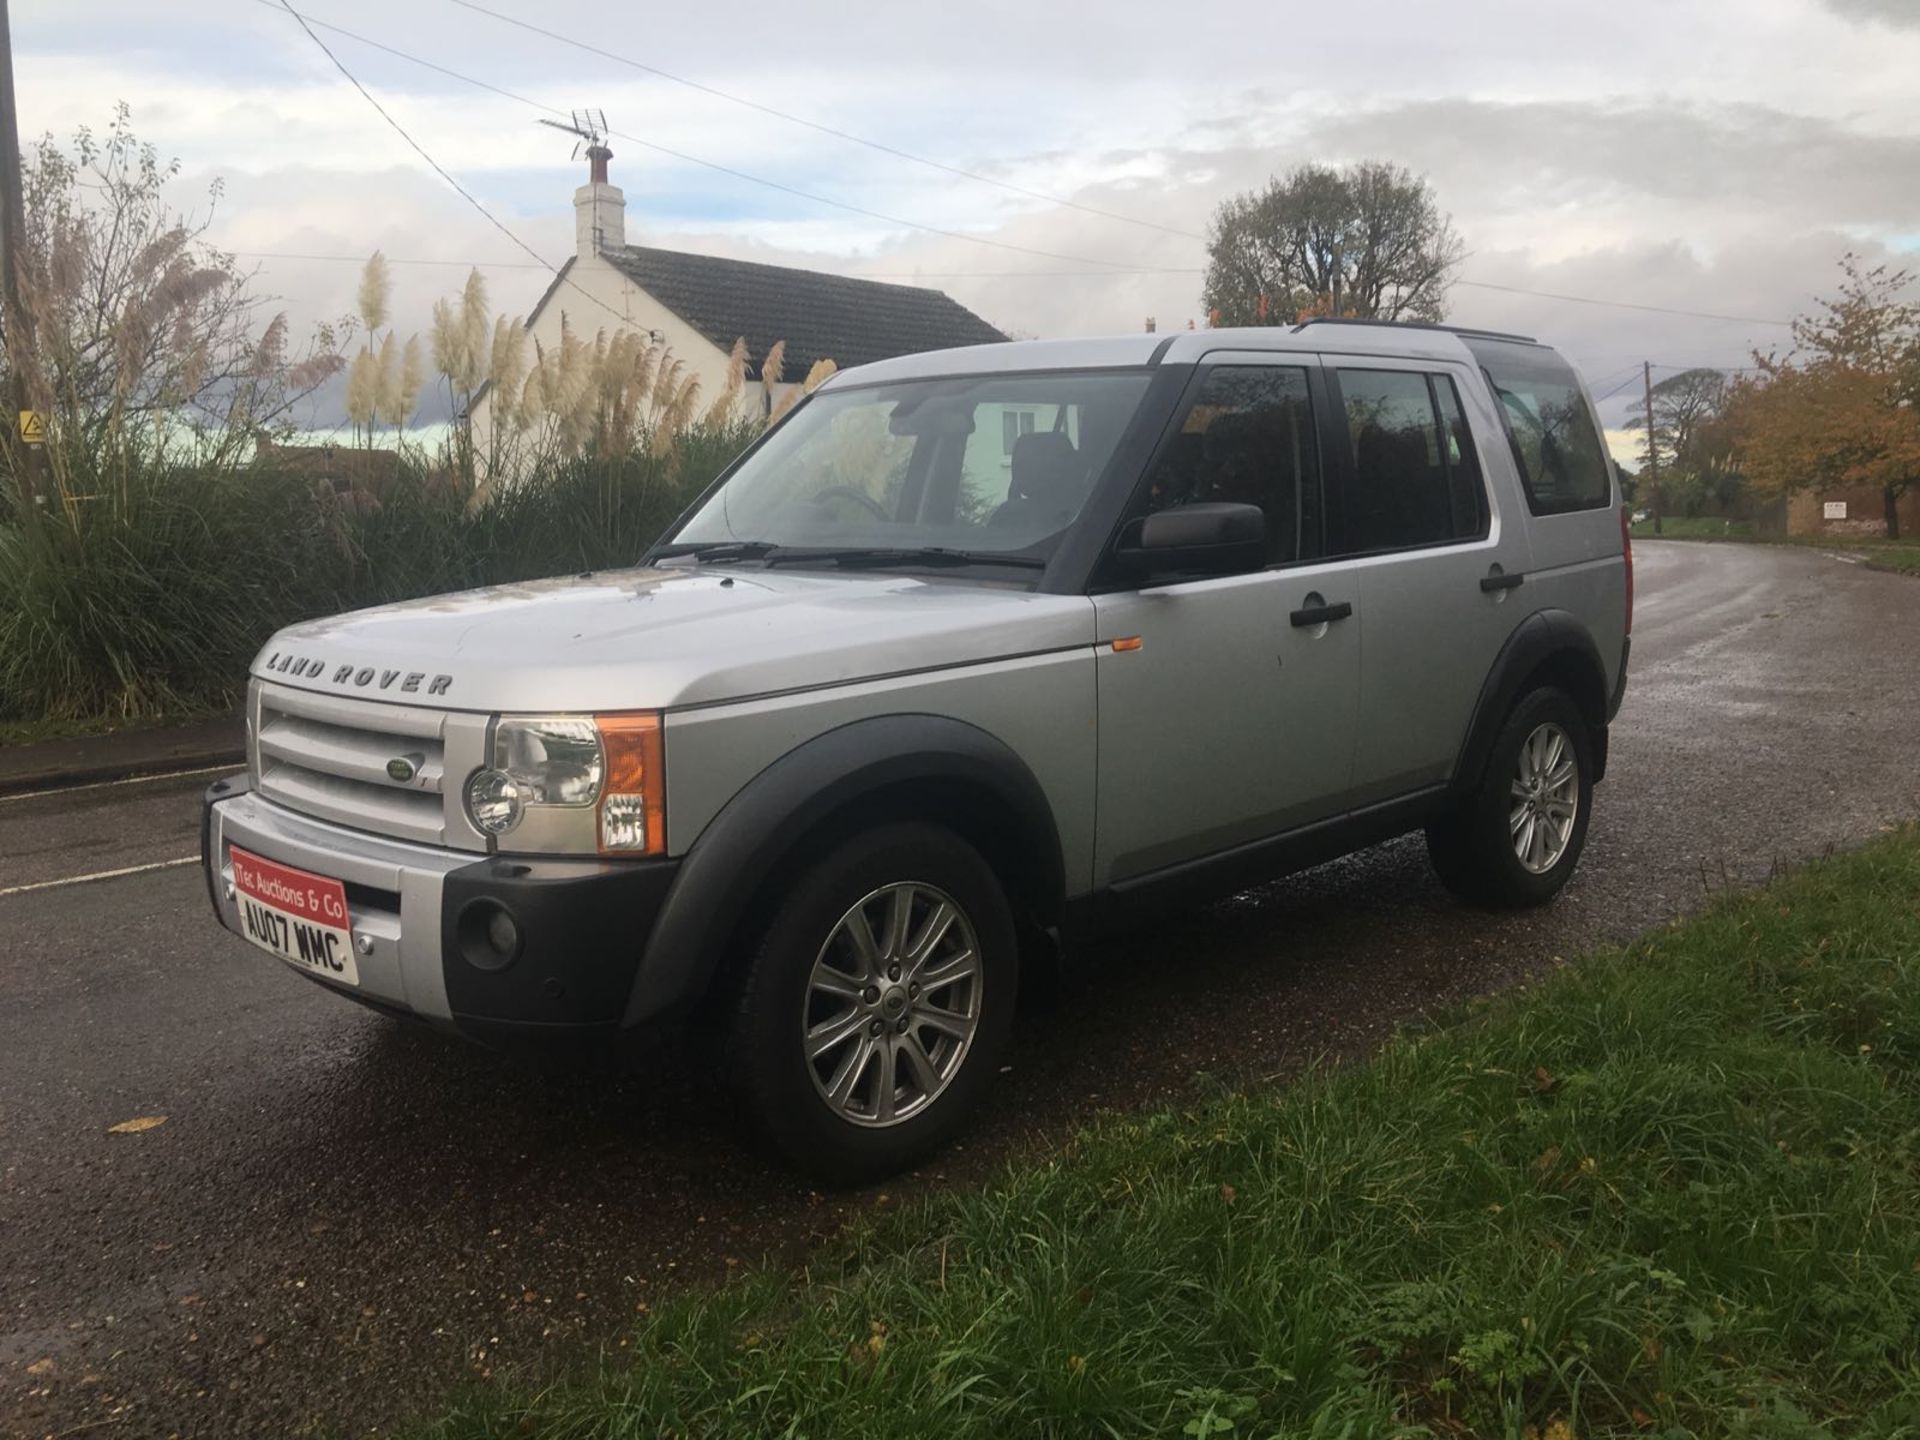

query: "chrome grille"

left=250, top=681, right=490, bottom=851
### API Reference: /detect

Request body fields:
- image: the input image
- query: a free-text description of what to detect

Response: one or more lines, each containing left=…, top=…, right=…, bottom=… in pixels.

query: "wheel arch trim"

left=1451, top=609, right=1611, bottom=799
left=622, top=713, right=1063, bottom=1027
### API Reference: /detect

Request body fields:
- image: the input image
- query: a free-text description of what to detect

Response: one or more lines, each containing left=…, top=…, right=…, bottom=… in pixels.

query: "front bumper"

left=203, top=776, right=678, bottom=1044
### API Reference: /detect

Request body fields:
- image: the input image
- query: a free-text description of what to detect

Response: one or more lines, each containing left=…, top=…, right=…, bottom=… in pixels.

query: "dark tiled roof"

left=602, top=245, right=1006, bottom=378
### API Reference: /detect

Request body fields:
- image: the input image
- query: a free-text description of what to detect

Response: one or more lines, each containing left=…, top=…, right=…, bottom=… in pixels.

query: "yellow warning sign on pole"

left=18, top=410, right=45, bottom=445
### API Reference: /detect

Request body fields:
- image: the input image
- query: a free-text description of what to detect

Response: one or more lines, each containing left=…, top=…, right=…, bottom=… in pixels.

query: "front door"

left=1091, top=360, right=1362, bottom=889
left=1320, top=359, right=1535, bottom=802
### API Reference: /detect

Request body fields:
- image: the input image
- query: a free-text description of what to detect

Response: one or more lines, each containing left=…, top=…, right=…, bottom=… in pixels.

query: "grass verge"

left=0, top=704, right=230, bottom=750
left=1861, top=546, right=1920, bottom=576
left=1628, top=517, right=1758, bottom=540
left=418, top=828, right=1920, bottom=1440
left=1628, top=519, right=1920, bottom=575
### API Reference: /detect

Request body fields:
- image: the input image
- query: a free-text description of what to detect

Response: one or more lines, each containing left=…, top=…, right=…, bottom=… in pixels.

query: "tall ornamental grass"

left=0, top=421, right=754, bottom=725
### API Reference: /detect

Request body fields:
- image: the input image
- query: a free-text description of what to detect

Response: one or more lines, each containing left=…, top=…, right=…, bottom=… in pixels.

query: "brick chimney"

left=574, top=144, right=625, bottom=257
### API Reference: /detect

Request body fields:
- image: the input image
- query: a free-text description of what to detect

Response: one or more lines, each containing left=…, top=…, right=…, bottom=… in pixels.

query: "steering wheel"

left=810, top=486, right=892, bottom=521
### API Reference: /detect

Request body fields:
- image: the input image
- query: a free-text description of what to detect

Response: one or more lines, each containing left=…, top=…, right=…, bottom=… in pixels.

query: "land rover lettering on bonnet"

left=261, top=651, right=453, bottom=695
left=204, top=321, right=1629, bottom=1182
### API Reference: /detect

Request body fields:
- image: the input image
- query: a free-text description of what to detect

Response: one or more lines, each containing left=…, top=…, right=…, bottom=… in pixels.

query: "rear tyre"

left=722, top=822, right=1018, bottom=1184
left=1426, top=686, right=1594, bottom=909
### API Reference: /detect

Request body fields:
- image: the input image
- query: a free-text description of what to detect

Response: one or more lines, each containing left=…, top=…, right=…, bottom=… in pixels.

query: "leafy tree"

left=1201, top=162, right=1463, bottom=326
left=1726, top=254, right=1920, bottom=538
left=1627, top=367, right=1747, bottom=519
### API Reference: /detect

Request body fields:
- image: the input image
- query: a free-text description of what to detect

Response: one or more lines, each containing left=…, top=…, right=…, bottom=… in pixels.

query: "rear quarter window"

left=1465, top=339, right=1613, bottom=515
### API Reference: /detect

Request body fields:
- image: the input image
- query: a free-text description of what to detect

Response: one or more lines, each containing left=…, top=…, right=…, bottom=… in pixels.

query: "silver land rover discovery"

left=203, top=319, right=1631, bottom=1180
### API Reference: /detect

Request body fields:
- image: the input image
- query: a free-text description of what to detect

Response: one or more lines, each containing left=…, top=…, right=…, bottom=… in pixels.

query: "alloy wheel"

left=1510, top=721, right=1579, bottom=874
left=802, top=882, right=982, bottom=1127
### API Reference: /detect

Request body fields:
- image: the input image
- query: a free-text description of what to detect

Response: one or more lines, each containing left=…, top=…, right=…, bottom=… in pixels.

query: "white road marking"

left=0, top=855, right=199, bottom=898
left=0, top=763, right=237, bottom=805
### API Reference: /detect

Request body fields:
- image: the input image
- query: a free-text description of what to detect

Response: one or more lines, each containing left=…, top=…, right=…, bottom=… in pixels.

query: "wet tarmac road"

left=5, top=540, right=1919, bottom=1438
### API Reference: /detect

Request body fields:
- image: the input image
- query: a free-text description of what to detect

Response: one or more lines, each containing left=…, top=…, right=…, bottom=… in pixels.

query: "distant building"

left=465, top=145, right=1005, bottom=464
left=1781, top=485, right=1920, bottom=538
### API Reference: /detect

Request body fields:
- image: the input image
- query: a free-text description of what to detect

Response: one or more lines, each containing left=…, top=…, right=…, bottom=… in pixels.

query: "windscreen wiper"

left=650, top=540, right=781, bottom=563
left=764, top=546, right=1048, bottom=570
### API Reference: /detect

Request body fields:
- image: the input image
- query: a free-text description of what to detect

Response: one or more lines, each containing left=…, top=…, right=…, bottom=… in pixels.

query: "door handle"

left=1479, top=570, right=1526, bottom=593
left=1289, top=600, right=1353, bottom=628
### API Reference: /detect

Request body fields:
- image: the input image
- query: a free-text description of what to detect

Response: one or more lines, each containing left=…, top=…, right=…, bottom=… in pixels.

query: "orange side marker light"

left=1111, top=636, right=1143, bottom=652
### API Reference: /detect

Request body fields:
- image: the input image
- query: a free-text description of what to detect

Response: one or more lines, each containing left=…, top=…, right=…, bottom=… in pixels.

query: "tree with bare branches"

left=1202, top=162, right=1463, bottom=326
left=0, top=106, right=345, bottom=495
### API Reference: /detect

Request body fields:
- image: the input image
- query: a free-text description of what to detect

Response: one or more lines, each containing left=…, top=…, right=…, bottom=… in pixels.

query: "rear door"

left=1090, top=357, right=1362, bottom=888
left=1321, top=356, right=1534, bottom=803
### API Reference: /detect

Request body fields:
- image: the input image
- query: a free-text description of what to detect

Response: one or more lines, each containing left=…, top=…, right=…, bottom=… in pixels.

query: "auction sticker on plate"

left=230, top=846, right=359, bottom=987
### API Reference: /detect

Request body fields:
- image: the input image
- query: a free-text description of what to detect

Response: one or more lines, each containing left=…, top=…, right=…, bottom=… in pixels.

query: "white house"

left=466, top=145, right=1005, bottom=461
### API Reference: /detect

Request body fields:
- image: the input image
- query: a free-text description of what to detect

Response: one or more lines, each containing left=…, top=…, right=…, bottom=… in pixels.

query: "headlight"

left=494, top=717, right=603, bottom=807
left=464, top=713, right=664, bottom=856
left=464, top=768, right=525, bottom=835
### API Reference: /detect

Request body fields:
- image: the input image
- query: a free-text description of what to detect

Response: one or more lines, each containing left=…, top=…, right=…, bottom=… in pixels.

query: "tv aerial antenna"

left=538, top=109, right=610, bottom=161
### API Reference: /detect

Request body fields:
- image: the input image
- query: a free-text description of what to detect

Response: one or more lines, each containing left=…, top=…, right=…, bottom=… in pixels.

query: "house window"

left=1001, top=409, right=1037, bottom=455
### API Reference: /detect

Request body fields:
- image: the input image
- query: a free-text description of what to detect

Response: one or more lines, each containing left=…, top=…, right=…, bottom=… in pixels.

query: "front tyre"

left=1426, top=686, right=1594, bottom=909
left=724, top=822, right=1018, bottom=1184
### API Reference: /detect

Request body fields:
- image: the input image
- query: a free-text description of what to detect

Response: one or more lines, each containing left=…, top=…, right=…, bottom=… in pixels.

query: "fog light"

left=486, top=906, right=519, bottom=955
left=465, top=768, right=523, bottom=835
left=457, top=897, right=522, bottom=972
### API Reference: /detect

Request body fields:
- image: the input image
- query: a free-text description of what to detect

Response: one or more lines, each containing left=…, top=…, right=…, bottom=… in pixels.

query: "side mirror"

left=1114, top=501, right=1267, bottom=579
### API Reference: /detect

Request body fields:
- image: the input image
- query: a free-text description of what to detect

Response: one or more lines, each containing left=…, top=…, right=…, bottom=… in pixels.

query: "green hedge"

left=0, top=428, right=750, bottom=725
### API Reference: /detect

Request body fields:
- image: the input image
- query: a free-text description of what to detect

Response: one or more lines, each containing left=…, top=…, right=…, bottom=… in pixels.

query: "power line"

left=256, top=0, right=1178, bottom=274
left=1587, top=366, right=1645, bottom=400
left=233, top=249, right=548, bottom=268
left=1591, top=370, right=1647, bottom=402
left=444, top=0, right=1205, bottom=244
left=1452, top=277, right=1789, bottom=327
left=243, top=11, right=1808, bottom=330
left=268, top=0, right=639, bottom=333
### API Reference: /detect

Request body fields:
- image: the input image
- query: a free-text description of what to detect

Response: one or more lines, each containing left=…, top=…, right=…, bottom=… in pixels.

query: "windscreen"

left=673, top=370, right=1154, bottom=558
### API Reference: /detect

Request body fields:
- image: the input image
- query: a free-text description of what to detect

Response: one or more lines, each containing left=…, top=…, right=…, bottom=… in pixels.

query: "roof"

left=601, top=245, right=1006, bottom=378
left=1290, top=316, right=1540, bottom=345
left=835, top=322, right=1517, bottom=388
left=829, top=334, right=1173, bottom=388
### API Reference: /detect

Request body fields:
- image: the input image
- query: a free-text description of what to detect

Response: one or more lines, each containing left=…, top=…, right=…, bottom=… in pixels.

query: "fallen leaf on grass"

left=107, top=1115, right=168, bottom=1134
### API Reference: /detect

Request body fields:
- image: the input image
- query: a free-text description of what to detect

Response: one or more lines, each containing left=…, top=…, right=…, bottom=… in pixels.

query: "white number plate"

left=230, top=846, right=360, bottom=987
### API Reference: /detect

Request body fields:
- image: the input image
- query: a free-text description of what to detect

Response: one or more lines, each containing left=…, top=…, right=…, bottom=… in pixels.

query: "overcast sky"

left=17, top=0, right=1920, bottom=448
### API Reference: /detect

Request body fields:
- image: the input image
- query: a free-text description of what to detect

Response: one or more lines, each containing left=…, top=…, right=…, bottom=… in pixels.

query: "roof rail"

left=1287, top=316, right=1539, bottom=345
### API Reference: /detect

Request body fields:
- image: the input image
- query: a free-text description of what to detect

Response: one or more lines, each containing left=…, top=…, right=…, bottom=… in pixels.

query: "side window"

left=1463, top=338, right=1612, bottom=514
left=1139, top=365, right=1319, bottom=564
left=1331, top=368, right=1488, bottom=555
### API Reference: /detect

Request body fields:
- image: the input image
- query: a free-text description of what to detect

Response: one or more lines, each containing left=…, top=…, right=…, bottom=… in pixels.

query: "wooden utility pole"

left=1643, top=360, right=1661, bottom=536
left=0, top=0, right=44, bottom=510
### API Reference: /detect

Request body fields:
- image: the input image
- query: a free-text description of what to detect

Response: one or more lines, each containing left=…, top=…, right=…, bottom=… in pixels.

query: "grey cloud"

left=1301, top=98, right=1920, bottom=230
left=1821, top=0, right=1920, bottom=28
